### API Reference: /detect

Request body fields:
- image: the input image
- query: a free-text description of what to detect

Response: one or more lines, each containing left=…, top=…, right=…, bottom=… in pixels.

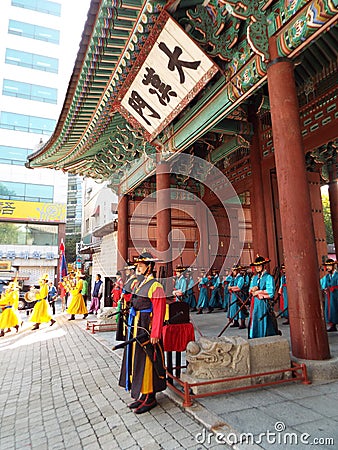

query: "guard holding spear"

left=278, top=264, right=289, bottom=325
left=227, top=264, right=246, bottom=329
left=248, top=255, right=279, bottom=338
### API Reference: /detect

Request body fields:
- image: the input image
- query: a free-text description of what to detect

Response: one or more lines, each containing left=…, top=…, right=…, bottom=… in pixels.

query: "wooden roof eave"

left=39, top=1, right=164, bottom=169
left=27, top=0, right=164, bottom=167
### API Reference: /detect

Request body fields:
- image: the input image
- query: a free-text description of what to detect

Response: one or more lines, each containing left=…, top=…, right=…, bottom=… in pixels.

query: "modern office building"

left=0, top=0, right=85, bottom=286
left=66, top=174, right=82, bottom=237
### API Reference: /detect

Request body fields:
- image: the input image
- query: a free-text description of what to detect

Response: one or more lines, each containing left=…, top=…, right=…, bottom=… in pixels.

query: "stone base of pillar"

left=291, top=355, right=338, bottom=381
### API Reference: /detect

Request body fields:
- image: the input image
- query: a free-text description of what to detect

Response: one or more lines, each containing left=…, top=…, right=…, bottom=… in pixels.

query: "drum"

left=24, top=289, right=39, bottom=303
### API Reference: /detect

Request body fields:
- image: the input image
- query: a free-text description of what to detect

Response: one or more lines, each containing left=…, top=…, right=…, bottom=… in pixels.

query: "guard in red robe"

left=111, top=271, right=123, bottom=307
left=119, top=252, right=166, bottom=414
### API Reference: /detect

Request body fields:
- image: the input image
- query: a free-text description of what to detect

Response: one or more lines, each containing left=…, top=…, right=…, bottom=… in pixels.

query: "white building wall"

left=91, top=232, right=118, bottom=307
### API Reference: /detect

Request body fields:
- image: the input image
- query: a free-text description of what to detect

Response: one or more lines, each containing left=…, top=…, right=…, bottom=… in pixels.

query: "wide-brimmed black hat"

left=323, top=258, right=337, bottom=266
left=124, top=260, right=136, bottom=270
left=250, top=255, right=271, bottom=266
left=175, top=265, right=188, bottom=273
left=134, top=252, right=159, bottom=264
left=231, top=264, right=242, bottom=271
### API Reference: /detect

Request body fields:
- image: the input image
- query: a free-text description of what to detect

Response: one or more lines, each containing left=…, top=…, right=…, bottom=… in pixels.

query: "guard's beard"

left=136, top=274, right=145, bottom=282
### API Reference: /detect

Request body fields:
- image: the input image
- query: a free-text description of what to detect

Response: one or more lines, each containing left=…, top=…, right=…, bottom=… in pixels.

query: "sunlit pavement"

left=1, top=306, right=338, bottom=449
left=0, top=308, right=226, bottom=450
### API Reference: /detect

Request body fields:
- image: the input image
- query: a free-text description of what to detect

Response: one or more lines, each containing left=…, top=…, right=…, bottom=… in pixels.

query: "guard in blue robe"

left=172, top=266, right=187, bottom=302
left=248, top=256, right=279, bottom=339
left=227, top=265, right=245, bottom=328
left=197, top=270, right=209, bottom=314
left=208, top=269, right=222, bottom=312
left=241, top=269, right=251, bottom=302
left=222, top=273, right=232, bottom=311
left=320, top=259, right=338, bottom=332
left=278, top=264, right=289, bottom=325
left=185, top=271, right=197, bottom=310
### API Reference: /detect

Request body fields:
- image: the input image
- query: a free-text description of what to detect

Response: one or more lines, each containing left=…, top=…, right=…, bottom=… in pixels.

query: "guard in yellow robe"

left=67, top=272, right=88, bottom=320
left=2, top=280, right=22, bottom=333
left=30, top=274, right=56, bottom=330
left=0, top=287, right=19, bottom=336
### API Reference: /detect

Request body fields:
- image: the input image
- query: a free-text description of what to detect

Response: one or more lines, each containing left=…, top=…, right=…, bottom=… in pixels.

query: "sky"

left=61, top=0, right=92, bottom=93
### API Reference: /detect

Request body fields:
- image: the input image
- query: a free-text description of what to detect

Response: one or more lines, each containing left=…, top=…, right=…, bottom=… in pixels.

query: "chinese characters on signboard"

left=120, top=13, right=218, bottom=141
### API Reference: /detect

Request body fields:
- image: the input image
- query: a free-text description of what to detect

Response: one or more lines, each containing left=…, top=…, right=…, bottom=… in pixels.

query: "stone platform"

left=182, top=335, right=291, bottom=394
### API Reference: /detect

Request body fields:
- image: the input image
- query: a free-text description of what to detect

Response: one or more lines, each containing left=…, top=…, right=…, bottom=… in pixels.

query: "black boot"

left=14, top=325, right=19, bottom=333
left=239, top=320, right=246, bottom=329
left=230, top=320, right=239, bottom=328
left=83, top=314, right=88, bottom=319
left=68, top=315, right=75, bottom=321
left=207, top=307, right=214, bottom=314
left=31, top=323, right=40, bottom=330
left=196, top=309, right=203, bottom=315
left=50, top=319, right=56, bottom=327
left=0, top=330, right=4, bottom=337
left=134, top=393, right=157, bottom=414
left=128, top=394, right=146, bottom=409
left=327, top=325, right=337, bottom=332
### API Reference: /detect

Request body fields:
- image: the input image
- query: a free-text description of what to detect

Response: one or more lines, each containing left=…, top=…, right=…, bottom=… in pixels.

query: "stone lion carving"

left=186, top=336, right=250, bottom=379
left=96, top=307, right=118, bottom=324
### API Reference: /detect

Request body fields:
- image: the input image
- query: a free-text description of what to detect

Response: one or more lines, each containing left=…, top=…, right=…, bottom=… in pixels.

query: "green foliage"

left=65, top=234, right=81, bottom=263
left=0, top=184, right=16, bottom=197
left=0, top=223, right=18, bottom=244
left=322, top=193, right=333, bottom=244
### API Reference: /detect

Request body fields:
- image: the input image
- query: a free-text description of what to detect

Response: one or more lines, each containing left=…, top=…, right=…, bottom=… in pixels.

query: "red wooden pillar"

left=117, top=194, right=128, bottom=271
left=328, top=170, right=338, bottom=259
left=267, top=44, right=330, bottom=360
left=156, top=160, right=173, bottom=278
left=249, top=108, right=269, bottom=257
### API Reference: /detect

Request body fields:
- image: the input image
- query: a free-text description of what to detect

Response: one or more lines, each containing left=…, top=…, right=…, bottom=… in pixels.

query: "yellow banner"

left=0, top=199, right=66, bottom=222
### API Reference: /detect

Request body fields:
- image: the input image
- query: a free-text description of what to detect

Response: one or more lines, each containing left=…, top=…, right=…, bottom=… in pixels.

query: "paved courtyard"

left=0, top=307, right=337, bottom=450
left=0, top=313, right=224, bottom=450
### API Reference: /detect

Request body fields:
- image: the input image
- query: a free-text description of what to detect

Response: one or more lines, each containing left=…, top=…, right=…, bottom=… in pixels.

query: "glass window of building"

left=0, top=112, right=56, bottom=135
left=0, top=146, right=31, bottom=166
left=5, top=49, right=58, bottom=73
left=0, top=222, right=58, bottom=246
left=3, top=79, right=57, bottom=104
left=11, top=0, right=61, bottom=16
left=8, top=20, right=60, bottom=44
left=0, top=181, right=54, bottom=202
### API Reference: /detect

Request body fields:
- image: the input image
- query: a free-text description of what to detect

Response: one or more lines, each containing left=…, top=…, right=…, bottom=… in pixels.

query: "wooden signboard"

left=116, top=10, right=219, bottom=142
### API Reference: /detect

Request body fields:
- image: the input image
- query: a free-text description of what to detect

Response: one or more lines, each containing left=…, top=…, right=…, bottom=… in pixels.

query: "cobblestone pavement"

left=1, top=307, right=338, bottom=450
left=0, top=314, right=226, bottom=450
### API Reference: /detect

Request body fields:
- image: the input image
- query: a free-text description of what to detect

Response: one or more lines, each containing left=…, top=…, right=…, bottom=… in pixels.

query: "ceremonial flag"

left=59, top=239, right=68, bottom=282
